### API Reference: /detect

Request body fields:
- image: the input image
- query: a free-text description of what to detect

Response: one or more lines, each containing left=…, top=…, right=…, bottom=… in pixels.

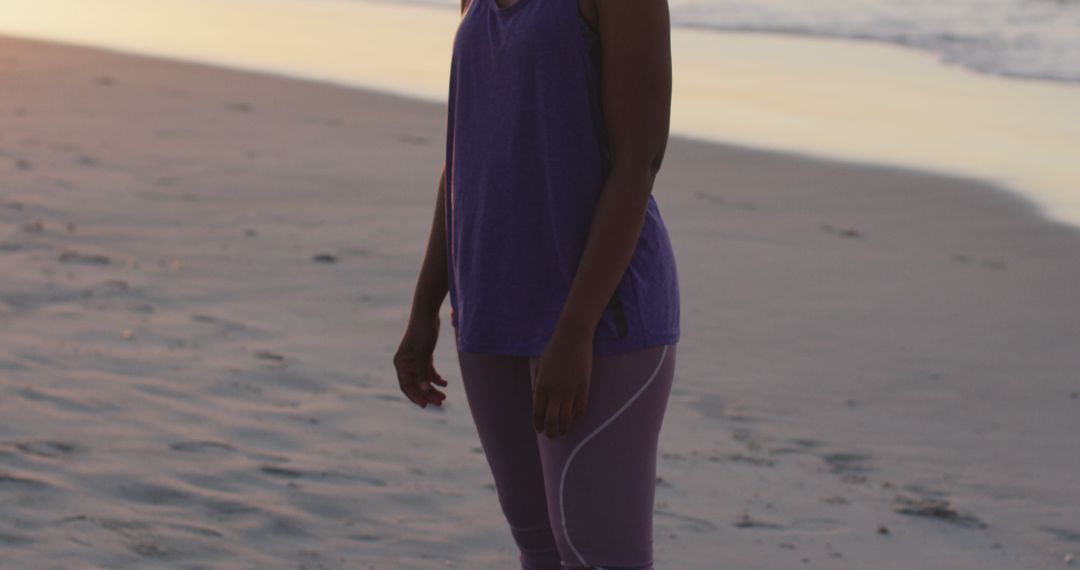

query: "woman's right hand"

left=393, top=314, right=448, bottom=408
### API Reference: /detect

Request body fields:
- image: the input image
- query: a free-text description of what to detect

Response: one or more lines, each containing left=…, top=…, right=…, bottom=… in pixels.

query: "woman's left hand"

left=532, top=327, right=593, bottom=439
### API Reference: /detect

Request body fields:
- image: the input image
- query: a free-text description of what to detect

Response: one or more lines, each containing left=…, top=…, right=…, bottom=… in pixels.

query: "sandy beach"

left=2, top=32, right=1080, bottom=569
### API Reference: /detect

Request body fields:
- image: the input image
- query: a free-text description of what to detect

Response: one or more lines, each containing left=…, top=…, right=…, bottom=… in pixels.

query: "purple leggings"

left=456, top=342, right=677, bottom=570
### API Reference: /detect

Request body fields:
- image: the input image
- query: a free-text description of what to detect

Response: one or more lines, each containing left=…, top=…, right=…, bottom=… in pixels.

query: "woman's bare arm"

left=406, top=0, right=467, bottom=322
left=552, top=0, right=672, bottom=339
left=408, top=166, right=450, bottom=324
left=394, top=165, right=449, bottom=409
left=393, top=6, right=468, bottom=410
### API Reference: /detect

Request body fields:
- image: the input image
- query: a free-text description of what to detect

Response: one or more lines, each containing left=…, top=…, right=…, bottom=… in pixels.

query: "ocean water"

left=377, top=0, right=1080, bottom=83
left=1, top=0, right=1077, bottom=228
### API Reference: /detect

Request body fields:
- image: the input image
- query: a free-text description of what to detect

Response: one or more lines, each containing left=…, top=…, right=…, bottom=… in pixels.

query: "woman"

left=394, top=0, right=679, bottom=567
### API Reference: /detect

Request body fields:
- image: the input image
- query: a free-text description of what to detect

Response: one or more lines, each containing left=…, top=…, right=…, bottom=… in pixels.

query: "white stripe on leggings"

left=559, top=343, right=669, bottom=569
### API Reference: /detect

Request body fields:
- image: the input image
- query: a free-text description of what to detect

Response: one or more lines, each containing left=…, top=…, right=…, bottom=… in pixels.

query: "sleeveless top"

left=444, top=0, right=681, bottom=357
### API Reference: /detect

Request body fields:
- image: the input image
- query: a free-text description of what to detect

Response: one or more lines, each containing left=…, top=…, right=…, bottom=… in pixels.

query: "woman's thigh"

left=456, top=350, right=560, bottom=564
left=529, top=342, right=677, bottom=570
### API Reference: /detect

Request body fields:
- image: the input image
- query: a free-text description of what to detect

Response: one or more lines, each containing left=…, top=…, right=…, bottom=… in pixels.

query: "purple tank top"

left=445, top=0, right=680, bottom=357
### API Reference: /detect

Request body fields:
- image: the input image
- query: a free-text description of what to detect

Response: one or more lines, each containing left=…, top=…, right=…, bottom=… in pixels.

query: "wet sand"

left=2, top=34, right=1079, bottom=569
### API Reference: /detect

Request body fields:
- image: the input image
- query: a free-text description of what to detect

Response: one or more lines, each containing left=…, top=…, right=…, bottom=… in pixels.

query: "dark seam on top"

left=579, top=11, right=601, bottom=67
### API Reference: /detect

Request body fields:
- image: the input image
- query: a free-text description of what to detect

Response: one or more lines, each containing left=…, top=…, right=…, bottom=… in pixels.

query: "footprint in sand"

left=733, top=512, right=784, bottom=530
left=0, top=531, right=33, bottom=547
left=892, top=493, right=987, bottom=528
left=655, top=509, right=719, bottom=533
left=398, top=133, right=429, bottom=146
left=820, top=451, right=874, bottom=484
left=1037, top=526, right=1080, bottom=544
left=161, top=522, right=224, bottom=538
left=951, top=252, right=1008, bottom=270
left=128, top=542, right=169, bottom=559
left=191, top=313, right=250, bottom=333
left=721, top=453, right=776, bottom=467
left=978, top=258, right=1007, bottom=269
left=169, top=440, right=237, bottom=453
left=0, top=471, right=52, bottom=490
left=819, top=223, right=863, bottom=239
left=224, top=101, right=253, bottom=113
left=12, top=440, right=79, bottom=458
left=107, top=481, right=262, bottom=522
left=253, top=349, right=286, bottom=363
left=768, top=437, right=824, bottom=455
left=57, top=249, right=111, bottom=265
left=731, top=512, right=845, bottom=540
left=21, top=219, right=43, bottom=233
left=259, top=464, right=386, bottom=487
left=899, top=483, right=948, bottom=498
left=104, top=279, right=129, bottom=291
left=694, top=190, right=758, bottom=211
left=16, top=386, right=120, bottom=414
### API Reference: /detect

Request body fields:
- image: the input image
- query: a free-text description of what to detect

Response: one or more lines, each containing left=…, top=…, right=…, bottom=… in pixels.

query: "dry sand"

left=1, top=34, right=1079, bottom=569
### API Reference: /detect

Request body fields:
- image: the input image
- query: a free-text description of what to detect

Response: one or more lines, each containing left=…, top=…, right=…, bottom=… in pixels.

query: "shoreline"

left=376, top=0, right=1080, bottom=85
left=2, top=33, right=1080, bottom=569
left=1, top=0, right=1079, bottom=230
left=1, top=29, right=1070, bottom=238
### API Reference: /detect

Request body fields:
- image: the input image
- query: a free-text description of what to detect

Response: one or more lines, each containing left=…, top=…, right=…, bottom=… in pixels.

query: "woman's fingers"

left=430, top=365, right=449, bottom=387
left=533, top=389, right=585, bottom=439
left=417, top=383, right=445, bottom=405
left=396, top=362, right=429, bottom=408
left=417, top=363, right=446, bottom=407
left=401, top=382, right=428, bottom=408
left=413, top=353, right=448, bottom=404
left=394, top=352, right=446, bottom=408
left=393, top=356, right=418, bottom=403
